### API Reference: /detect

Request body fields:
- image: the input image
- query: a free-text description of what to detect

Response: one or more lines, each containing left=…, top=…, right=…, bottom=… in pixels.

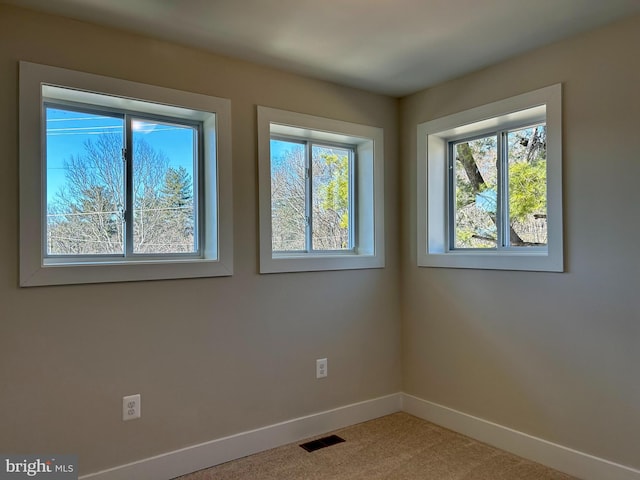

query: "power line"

left=47, top=126, right=122, bottom=132
left=47, top=116, right=114, bottom=122
left=47, top=127, right=184, bottom=136
left=47, top=205, right=193, bottom=218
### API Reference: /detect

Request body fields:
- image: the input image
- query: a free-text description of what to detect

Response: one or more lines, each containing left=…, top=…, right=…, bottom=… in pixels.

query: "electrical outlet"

left=316, top=358, right=327, bottom=379
left=122, top=394, right=141, bottom=421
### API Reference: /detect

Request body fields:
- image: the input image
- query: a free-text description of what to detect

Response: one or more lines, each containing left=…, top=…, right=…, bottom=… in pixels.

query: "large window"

left=20, top=62, right=233, bottom=286
left=417, top=84, right=563, bottom=272
left=45, top=104, right=201, bottom=258
left=258, top=107, right=384, bottom=274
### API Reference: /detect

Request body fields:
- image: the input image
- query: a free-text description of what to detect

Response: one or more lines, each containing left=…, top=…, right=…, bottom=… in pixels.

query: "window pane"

left=453, top=136, right=497, bottom=248
left=271, top=139, right=306, bottom=251
left=312, top=145, right=351, bottom=250
left=132, top=119, right=197, bottom=254
left=507, top=125, right=547, bottom=247
left=45, top=107, right=124, bottom=255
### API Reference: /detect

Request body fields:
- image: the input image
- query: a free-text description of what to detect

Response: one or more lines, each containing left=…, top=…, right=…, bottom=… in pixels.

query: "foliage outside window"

left=19, top=62, right=233, bottom=286
left=270, top=138, right=354, bottom=253
left=451, top=124, right=548, bottom=250
left=258, top=106, right=385, bottom=274
left=417, top=84, right=563, bottom=272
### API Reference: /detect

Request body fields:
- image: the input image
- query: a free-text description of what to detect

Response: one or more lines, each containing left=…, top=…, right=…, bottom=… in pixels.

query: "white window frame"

left=417, top=84, right=563, bottom=272
left=19, top=62, right=233, bottom=286
left=257, top=106, right=384, bottom=273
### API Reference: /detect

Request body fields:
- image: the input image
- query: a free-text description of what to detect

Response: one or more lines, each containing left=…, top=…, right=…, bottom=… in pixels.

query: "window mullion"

left=124, top=115, right=134, bottom=257
left=495, top=131, right=503, bottom=249
left=305, top=141, right=313, bottom=253
left=447, top=141, right=455, bottom=251
left=195, top=125, right=204, bottom=253
left=496, top=131, right=506, bottom=249
left=349, top=149, right=356, bottom=250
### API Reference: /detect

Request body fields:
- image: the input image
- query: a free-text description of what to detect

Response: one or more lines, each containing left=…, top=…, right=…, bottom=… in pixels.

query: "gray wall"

left=2, top=2, right=639, bottom=475
left=0, top=5, right=401, bottom=474
left=400, top=15, right=640, bottom=469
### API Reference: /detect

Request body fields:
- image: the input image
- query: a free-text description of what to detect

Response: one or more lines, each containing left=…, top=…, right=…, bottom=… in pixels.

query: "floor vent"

left=300, top=434, right=346, bottom=452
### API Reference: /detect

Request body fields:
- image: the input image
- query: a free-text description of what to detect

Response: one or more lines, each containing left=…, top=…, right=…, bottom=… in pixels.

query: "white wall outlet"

left=316, top=358, right=328, bottom=379
left=122, top=394, right=141, bottom=421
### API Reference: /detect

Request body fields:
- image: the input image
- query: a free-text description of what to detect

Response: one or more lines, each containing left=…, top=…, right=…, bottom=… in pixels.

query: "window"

left=270, top=138, right=354, bottom=253
left=20, top=62, right=233, bottom=286
left=45, top=104, right=201, bottom=257
left=258, top=107, right=384, bottom=273
left=450, top=124, right=547, bottom=249
left=417, top=84, right=563, bottom=272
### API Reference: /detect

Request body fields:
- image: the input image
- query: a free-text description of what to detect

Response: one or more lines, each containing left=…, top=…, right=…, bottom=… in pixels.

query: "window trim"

left=19, top=61, right=233, bottom=286
left=257, top=106, right=384, bottom=274
left=417, top=84, right=563, bottom=272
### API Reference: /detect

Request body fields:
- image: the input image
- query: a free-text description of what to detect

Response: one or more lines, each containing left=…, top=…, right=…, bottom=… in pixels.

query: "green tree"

left=312, top=149, right=350, bottom=250
left=320, top=152, right=349, bottom=229
left=160, top=166, right=194, bottom=240
left=162, top=166, right=193, bottom=208
left=509, top=160, right=546, bottom=222
left=454, top=125, right=547, bottom=247
left=270, top=146, right=351, bottom=251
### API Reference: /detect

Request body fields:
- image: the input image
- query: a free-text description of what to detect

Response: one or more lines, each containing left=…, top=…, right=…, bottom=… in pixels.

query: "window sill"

left=420, top=250, right=562, bottom=272
left=261, top=254, right=383, bottom=274
left=22, top=258, right=233, bottom=287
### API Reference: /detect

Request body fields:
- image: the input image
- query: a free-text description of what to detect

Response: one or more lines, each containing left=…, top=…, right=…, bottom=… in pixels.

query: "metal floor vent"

left=300, top=434, right=346, bottom=452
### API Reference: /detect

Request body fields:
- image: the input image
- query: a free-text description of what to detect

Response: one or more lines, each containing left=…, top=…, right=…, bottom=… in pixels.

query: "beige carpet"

left=175, top=413, right=578, bottom=480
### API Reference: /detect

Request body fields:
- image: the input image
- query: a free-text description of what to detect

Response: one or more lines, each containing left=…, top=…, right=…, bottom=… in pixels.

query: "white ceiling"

left=4, top=0, right=640, bottom=96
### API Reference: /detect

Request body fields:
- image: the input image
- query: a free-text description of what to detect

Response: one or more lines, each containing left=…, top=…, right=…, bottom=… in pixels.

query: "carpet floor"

left=175, top=412, right=578, bottom=479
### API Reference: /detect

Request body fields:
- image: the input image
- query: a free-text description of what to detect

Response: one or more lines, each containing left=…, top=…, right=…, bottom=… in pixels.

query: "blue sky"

left=46, top=107, right=195, bottom=203
left=270, top=138, right=302, bottom=171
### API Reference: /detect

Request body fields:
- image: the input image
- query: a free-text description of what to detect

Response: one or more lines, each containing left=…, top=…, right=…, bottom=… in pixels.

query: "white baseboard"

left=79, top=393, right=402, bottom=480
left=401, top=393, right=640, bottom=480
left=80, top=392, right=640, bottom=480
